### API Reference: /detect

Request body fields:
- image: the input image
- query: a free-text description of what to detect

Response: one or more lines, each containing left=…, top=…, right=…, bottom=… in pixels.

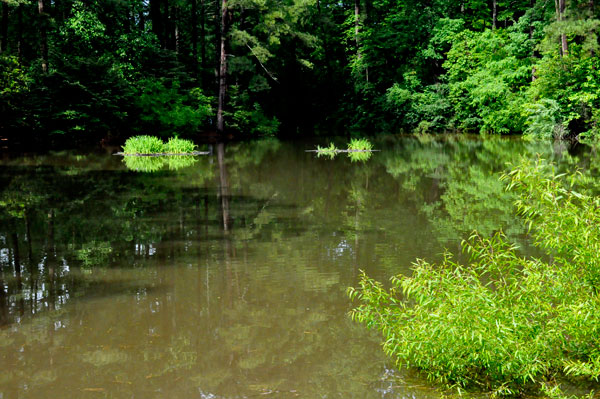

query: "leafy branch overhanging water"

left=348, top=158, right=600, bottom=397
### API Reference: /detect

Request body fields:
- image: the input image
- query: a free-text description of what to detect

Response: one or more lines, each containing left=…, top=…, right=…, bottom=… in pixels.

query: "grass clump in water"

left=122, top=135, right=165, bottom=154
left=347, top=138, right=373, bottom=152
left=165, top=137, right=197, bottom=154
left=122, top=135, right=197, bottom=154
left=316, top=142, right=338, bottom=159
left=348, top=138, right=373, bottom=162
left=348, top=157, right=600, bottom=396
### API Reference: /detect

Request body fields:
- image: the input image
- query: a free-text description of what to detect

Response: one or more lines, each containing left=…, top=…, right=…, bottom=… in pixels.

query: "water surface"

left=0, top=136, right=591, bottom=398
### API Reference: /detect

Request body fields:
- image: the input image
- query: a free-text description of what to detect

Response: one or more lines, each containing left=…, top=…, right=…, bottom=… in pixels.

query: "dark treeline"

left=0, top=0, right=599, bottom=144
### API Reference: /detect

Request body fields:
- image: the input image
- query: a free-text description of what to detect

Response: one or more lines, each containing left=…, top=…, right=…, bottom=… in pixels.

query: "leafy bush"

left=134, top=79, right=212, bottom=136
left=523, top=99, right=564, bottom=140
left=348, top=158, right=600, bottom=396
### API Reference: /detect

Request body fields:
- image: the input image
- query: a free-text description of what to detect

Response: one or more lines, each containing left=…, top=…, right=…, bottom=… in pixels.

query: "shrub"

left=348, top=158, right=600, bottom=396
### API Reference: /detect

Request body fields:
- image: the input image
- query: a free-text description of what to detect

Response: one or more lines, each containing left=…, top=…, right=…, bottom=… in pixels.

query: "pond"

left=0, top=136, right=592, bottom=398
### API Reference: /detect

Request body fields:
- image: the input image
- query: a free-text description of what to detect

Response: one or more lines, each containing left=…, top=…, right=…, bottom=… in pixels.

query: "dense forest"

left=0, top=0, right=599, bottom=145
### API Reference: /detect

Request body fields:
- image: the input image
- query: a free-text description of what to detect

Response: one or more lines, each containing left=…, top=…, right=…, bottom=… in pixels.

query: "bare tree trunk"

left=200, top=0, right=206, bottom=72
left=11, top=232, right=25, bottom=317
left=150, top=0, right=163, bottom=47
left=38, top=0, right=48, bottom=73
left=354, top=0, right=368, bottom=81
left=16, top=3, right=22, bottom=60
left=492, top=0, right=497, bottom=29
left=139, top=3, right=145, bottom=32
left=45, top=210, right=56, bottom=311
left=216, top=0, right=228, bottom=134
left=1, top=2, right=8, bottom=53
left=354, top=0, right=360, bottom=49
left=555, top=0, right=568, bottom=56
left=174, top=5, right=180, bottom=54
left=0, top=273, right=7, bottom=327
left=191, top=0, right=198, bottom=75
left=163, top=0, right=170, bottom=49
left=217, top=143, right=230, bottom=231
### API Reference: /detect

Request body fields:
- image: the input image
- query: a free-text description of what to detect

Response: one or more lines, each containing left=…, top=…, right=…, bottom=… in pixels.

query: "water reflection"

left=0, top=136, right=591, bottom=398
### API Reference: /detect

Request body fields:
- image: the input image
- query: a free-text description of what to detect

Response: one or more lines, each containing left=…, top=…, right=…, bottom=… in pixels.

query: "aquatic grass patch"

left=164, top=137, right=197, bottom=154
left=120, top=135, right=204, bottom=171
left=312, top=138, right=375, bottom=162
left=121, top=136, right=198, bottom=155
left=122, top=135, right=165, bottom=154
left=347, top=138, right=373, bottom=152
left=348, top=158, right=600, bottom=396
left=316, top=143, right=338, bottom=159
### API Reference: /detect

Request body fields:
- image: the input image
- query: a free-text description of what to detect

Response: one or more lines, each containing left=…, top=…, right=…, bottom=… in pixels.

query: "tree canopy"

left=0, top=0, right=599, bottom=143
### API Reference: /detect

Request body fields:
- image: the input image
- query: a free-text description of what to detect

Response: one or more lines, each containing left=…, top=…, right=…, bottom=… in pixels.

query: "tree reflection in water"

left=0, top=136, right=589, bottom=398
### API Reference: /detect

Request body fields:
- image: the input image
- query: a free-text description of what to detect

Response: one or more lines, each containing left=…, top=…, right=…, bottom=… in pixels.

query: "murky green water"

left=0, top=136, right=593, bottom=398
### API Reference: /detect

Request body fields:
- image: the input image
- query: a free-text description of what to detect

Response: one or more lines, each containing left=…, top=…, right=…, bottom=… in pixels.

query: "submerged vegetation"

left=349, top=158, right=600, bottom=396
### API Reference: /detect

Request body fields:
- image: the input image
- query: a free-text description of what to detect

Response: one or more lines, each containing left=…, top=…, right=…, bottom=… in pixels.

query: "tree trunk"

left=555, top=0, right=568, bottom=56
left=139, top=7, right=145, bottom=32
left=191, top=0, right=198, bottom=74
left=38, top=0, right=48, bottom=73
left=492, top=0, right=497, bottom=30
left=16, top=4, right=22, bottom=61
left=174, top=5, right=180, bottom=54
left=216, top=0, right=228, bottom=134
left=560, top=0, right=568, bottom=56
left=150, top=0, right=163, bottom=47
left=200, top=0, right=206, bottom=72
left=354, top=0, right=360, bottom=49
left=163, top=0, right=171, bottom=50
left=354, top=0, right=368, bottom=82
left=217, top=143, right=230, bottom=231
left=1, top=2, right=8, bottom=53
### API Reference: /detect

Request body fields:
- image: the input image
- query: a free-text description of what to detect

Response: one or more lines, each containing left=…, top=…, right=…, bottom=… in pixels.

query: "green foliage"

left=164, top=137, right=198, bottom=154
left=76, top=241, right=112, bottom=267
left=122, top=135, right=165, bottom=154
left=134, top=79, right=212, bottom=136
left=347, top=138, right=373, bottom=162
left=227, top=88, right=280, bottom=136
left=0, top=55, right=31, bottom=96
left=314, top=139, right=374, bottom=161
left=347, top=138, right=373, bottom=151
left=121, top=136, right=199, bottom=172
left=316, top=143, right=338, bottom=159
left=523, top=99, right=563, bottom=139
left=349, top=158, right=600, bottom=395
